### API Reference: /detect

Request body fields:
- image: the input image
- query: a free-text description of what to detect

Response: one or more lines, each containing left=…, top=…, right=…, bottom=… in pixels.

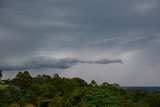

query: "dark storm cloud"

left=0, top=57, right=122, bottom=71
left=0, top=0, right=160, bottom=64
left=81, top=59, right=122, bottom=64
left=0, top=0, right=160, bottom=85
left=0, top=0, right=160, bottom=55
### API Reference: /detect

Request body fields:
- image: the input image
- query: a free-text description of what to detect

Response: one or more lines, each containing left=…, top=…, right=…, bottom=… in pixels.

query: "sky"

left=0, top=0, right=160, bottom=86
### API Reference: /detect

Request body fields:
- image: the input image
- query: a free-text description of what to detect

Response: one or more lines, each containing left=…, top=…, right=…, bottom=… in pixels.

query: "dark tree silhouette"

left=0, top=70, right=2, bottom=83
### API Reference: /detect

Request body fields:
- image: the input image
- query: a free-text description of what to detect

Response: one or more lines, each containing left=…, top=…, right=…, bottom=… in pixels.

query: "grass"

left=0, top=84, right=9, bottom=90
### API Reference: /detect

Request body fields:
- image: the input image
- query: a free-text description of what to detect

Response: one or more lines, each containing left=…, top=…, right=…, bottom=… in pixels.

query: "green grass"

left=0, top=84, right=8, bottom=90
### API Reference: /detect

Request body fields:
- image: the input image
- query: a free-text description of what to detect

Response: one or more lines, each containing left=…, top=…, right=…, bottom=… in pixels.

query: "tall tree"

left=0, top=70, right=2, bottom=83
left=11, top=71, right=33, bottom=90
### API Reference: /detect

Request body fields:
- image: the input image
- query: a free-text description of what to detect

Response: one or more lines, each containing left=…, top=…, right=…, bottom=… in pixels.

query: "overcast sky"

left=0, top=0, right=160, bottom=86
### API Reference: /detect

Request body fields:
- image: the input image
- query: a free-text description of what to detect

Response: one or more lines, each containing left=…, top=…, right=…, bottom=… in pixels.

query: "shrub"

left=9, top=103, right=20, bottom=107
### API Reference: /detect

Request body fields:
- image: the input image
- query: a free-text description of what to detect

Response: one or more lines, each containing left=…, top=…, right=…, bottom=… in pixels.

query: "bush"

left=24, top=104, right=35, bottom=107
left=9, top=103, right=20, bottom=107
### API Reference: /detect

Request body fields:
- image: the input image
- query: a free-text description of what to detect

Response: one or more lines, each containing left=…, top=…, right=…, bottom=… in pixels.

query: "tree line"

left=0, top=71, right=160, bottom=107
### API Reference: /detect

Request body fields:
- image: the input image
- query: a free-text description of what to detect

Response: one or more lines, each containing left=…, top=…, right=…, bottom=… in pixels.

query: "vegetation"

left=0, top=71, right=160, bottom=107
left=0, top=84, right=9, bottom=90
left=125, top=87, right=160, bottom=93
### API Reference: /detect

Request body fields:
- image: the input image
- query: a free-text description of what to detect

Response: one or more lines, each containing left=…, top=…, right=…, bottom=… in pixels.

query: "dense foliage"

left=0, top=71, right=160, bottom=107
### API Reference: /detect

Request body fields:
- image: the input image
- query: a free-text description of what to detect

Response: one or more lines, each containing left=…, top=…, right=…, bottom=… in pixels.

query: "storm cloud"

left=0, top=0, right=160, bottom=86
left=0, top=57, right=122, bottom=71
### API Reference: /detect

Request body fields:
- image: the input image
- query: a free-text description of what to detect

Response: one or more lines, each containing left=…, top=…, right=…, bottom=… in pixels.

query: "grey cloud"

left=81, top=59, right=122, bottom=64
left=0, top=0, right=160, bottom=86
left=0, top=0, right=160, bottom=59
left=0, top=57, right=122, bottom=71
left=122, top=34, right=159, bottom=51
left=147, top=63, right=160, bottom=67
left=86, top=38, right=120, bottom=47
left=85, top=34, right=159, bottom=51
left=124, top=35, right=158, bottom=46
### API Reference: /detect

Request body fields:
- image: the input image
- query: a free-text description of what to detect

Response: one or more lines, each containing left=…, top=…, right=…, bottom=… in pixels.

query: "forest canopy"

left=0, top=71, right=160, bottom=107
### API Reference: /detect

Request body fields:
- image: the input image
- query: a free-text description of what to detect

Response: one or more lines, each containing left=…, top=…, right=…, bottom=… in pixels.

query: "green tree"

left=90, top=80, right=98, bottom=87
left=71, top=77, right=87, bottom=87
left=81, top=88, right=120, bottom=107
left=11, top=71, right=33, bottom=90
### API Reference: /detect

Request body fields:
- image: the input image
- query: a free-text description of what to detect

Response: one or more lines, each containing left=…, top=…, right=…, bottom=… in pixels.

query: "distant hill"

left=124, top=87, right=160, bottom=93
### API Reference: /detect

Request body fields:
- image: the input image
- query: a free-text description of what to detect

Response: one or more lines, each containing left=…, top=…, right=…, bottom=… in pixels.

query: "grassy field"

left=0, top=84, right=8, bottom=90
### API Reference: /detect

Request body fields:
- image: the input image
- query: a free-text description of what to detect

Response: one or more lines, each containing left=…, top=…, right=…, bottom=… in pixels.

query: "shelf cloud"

left=0, top=57, right=122, bottom=71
